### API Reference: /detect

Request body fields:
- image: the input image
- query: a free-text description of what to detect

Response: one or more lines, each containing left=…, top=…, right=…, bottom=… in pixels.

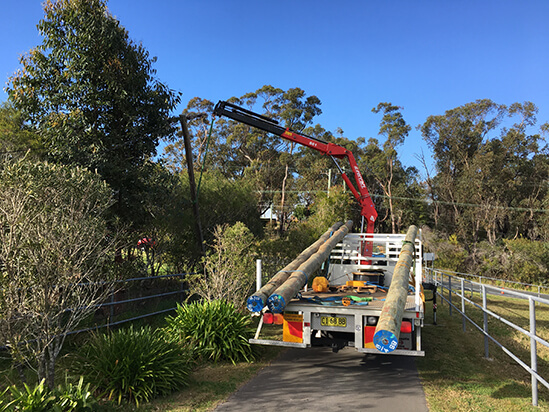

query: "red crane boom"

left=213, top=100, right=377, bottom=252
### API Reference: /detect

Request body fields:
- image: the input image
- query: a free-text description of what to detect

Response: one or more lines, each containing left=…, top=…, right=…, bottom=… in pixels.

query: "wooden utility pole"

left=373, top=225, right=418, bottom=353
left=179, top=114, right=205, bottom=256
left=247, top=221, right=345, bottom=312
left=267, top=220, right=353, bottom=313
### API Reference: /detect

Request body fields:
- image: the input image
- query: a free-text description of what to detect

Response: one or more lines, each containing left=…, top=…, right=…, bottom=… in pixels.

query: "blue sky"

left=2, top=0, right=548, bottom=174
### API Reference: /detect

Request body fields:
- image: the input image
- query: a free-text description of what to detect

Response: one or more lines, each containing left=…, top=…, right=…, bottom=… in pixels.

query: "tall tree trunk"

left=279, top=163, right=289, bottom=234
left=388, top=187, right=396, bottom=234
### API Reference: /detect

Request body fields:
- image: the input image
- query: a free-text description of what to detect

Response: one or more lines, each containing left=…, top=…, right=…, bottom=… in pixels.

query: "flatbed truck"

left=251, top=231, right=426, bottom=356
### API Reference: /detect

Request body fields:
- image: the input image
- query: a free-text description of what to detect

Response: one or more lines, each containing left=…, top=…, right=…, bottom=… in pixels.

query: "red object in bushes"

left=138, top=237, right=156, bottom=249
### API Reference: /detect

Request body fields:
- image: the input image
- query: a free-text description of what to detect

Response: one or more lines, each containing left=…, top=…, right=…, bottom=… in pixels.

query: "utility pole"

left=179, top=114, right=206, bottom=256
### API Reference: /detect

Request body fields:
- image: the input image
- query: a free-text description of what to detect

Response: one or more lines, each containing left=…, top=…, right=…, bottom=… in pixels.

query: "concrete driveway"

left=214, top=347, right=428, bottom=411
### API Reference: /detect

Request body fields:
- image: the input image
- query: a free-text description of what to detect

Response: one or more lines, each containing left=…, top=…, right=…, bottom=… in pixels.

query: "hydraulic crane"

left=212, top=100, right=378, bottom=245
left=213, top=101, right=428, bottom=356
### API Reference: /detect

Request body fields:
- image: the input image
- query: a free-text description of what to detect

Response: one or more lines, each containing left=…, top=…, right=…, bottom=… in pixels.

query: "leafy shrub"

left=187, top=222, right=256, bottom=309
left=502, top=238, right=549, bottom=283
left=0, top=388, right=9, bottom=412
left=6, top=379, right=56, bottom=411
left=165, top=300, right=255, bottom=364
left=71, top=325, right=192, bottom=406
left=56, top=376, right=98, bottom=411
left=1, top=377, right=98, bottom=411
left=432, top=234, right=468, bottom=271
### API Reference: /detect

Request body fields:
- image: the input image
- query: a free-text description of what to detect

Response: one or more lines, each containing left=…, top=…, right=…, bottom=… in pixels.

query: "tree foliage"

left=6, top=0, right=179, bottom=226
left=163, top=85, right=322, bottom=232
left=0, top=102, right=43, bottom=159
left=420, top=99, right=549, bottom=244
left=0, top=157, right=115, bottom=388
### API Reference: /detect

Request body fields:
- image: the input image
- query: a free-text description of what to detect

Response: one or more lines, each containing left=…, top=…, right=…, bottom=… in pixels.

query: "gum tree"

left=6, top=0, right=180, bottom=230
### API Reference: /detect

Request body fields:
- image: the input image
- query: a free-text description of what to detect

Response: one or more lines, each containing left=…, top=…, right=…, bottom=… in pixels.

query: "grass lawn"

left=417, top=289, right=549, bottom=411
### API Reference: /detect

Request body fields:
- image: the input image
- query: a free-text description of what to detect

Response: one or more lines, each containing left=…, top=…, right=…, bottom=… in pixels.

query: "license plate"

left=321, top=316, right=347, bottom=327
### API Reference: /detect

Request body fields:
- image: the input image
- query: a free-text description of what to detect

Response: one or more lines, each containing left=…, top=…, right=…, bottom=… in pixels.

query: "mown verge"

left=417, top=289, right=549, bottom=411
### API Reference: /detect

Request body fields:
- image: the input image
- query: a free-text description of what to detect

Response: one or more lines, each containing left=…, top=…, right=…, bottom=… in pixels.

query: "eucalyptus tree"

left=6, top=0, right=180, bottom=230
left=368, top=102, right=412, bottom=233
left=420, top=99, right=505, bottom=241
left=169, top=86, right=322, bottom=232
left=421, top=99, right=548, bottom=243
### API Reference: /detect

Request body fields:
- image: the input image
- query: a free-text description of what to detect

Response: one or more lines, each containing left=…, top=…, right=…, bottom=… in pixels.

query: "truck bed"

left=293, top=289, right=419, bottom=312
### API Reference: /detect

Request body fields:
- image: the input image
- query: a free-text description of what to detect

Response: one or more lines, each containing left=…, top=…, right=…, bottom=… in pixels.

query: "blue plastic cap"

left=246, top=295, right=265, bottom=313
left=373, top=329, right=398, bottom=353
left=267, top=294, right=286, bottom=313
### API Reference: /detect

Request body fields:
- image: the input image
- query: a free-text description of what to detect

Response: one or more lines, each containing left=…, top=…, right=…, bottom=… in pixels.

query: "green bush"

left=6, top=379, right=56, bottom=411
left=0, top=377, right=98, bottom=411
left=165, top=300, right=255, bottom=364
left=0, top=388, right=9, bottom=412
left=433, top=234, right=468, bottom=271
left=55, top=377, right=98, bottom=411
left=502, top=238, right=549, bottom=284
left=70, top=325, right=192, bottom=406
left=187, top=222, right=257, bottom=309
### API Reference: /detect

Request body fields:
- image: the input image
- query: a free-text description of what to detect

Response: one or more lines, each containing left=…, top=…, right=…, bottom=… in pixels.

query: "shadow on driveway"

left=215, top=346, right=428, bottom=411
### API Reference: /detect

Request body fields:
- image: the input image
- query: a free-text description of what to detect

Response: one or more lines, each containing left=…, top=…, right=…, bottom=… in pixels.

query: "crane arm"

left=213, top=100, right=377, bottom=236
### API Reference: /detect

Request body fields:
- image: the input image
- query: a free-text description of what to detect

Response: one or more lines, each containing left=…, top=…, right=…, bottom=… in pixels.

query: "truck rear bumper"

left=249, top=339, right=307, bottom=348
left=357, top=347, right=425, bottom=357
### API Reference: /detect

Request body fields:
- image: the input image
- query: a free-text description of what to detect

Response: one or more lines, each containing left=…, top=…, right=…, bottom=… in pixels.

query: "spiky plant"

left=165, top=300, right=255, bottom=364
left=71, top=325, right=192, bottom=406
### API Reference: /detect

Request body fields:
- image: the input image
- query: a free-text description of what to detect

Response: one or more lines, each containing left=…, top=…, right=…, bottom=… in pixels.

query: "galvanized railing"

left=424, top=268, right=549, bottom=407
left=0, top=273, right=189, bottom=349
left=71, top=272, right=189, bottom=335
left=425, top=267, right=549, bottom=296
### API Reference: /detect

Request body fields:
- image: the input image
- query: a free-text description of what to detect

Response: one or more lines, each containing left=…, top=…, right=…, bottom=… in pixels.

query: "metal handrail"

left=1, top=273, right=189, bottom=350
left=425, top=267, right=548, bottom=407
left=427, top=268, right=548, bottom=294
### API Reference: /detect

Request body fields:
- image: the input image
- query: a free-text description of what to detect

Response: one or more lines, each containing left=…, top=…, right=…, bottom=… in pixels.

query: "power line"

left=255, top=189, right=549, bottom=213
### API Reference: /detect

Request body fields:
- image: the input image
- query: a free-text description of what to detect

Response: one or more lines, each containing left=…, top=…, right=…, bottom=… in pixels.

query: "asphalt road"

left=214, top=347, right=428, bottom=412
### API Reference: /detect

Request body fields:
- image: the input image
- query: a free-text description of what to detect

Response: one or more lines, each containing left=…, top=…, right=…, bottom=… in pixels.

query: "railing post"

left=449, top=275, right=452, bottom=316
left=468, top=280, right=473, bottom=299
left=436, top=271, right=440, bottom=307
left=530, top=297, right=538, bottom=406
left=256, top=259, right=262, bottom=292
left=461, top=278, right=466, bottom=332
left=110, top=289, right=114, bottom=320
left=482, top=284, right=489, bottom=359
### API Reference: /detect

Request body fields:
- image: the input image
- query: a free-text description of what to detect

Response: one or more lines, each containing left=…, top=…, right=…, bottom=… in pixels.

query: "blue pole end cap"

left=246, top=295, right=265, bottom=313
left=373, top=329, right=398, bottom=353
left=267, top=294, right=286, bottom=313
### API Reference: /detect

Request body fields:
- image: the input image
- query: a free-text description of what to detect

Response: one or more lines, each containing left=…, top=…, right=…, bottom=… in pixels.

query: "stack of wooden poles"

left=247, top=220, right=353, bottom=313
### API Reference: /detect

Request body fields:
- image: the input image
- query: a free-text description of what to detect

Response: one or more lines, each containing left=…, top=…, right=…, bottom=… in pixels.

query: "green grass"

left=5, top=286, right=549, bottom=411
left=417, top=289, right=549, bottom=411
left=137, top=345, right=283, bottom=412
